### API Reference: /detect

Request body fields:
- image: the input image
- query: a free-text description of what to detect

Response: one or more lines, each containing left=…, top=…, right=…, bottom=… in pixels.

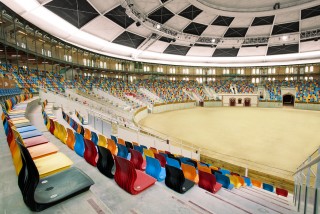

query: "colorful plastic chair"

left=198, top=170, right=222, bottom=193
left=145, top=156, right=166, bottom=181
left=165, top=164, right=194, bottom=194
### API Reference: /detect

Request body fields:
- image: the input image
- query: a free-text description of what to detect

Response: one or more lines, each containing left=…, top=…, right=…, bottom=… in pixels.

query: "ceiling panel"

left=104, top=5, right=134, bottom=29
left=301, top=5, right=320, bottom=20
left=238, top=46, right=267, bottom=56
left=186, top=46, right=215, bottom=57
left=267, top=43, right=299, bottom=55
left=251, top=16, right=275, bottom=26
left=201, top=25, right=228, bottom=37
left=89, top=0, right=118, bottom=14
left=224, top=27, right=248, bottom=37
left=272, top=21, right=299, bottom=35
left=148, top=6, right=175, bottom=24
left=163, top=44, right=191, bottom=55
left=300, top=39, right=320, bottom=52
left=147, top=40, right=170, bottom=53
left=229, top=17, right=253, bottom=27
left=212, top=48, right=239, bottom=57
left=183, top=22, right=208, bottom=36
left=112, top=31, right=146, bottom=49
left=178, top=5, right=203, bottom=20
left=193, top=12, right=216, bottom=25
left=165, top=15, right=190, bottom=31
left=211, top=16, right=234, bottom=26
left=165, top=0, right=190, bottom=14
left=246, top=25, right=273, bottom=36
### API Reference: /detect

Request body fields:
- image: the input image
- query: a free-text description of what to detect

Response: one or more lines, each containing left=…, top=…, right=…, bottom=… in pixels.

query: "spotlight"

left=273, top=2, right=280, bottom=10
left=156, top=24, right=161, bottom=29
left=171, top=38, right=176, bottom=43
left=211, top=38, right=216, bottom=43
left=136, top=22, right=141, bottom=27
left=281, top=35, right=288, bottom=41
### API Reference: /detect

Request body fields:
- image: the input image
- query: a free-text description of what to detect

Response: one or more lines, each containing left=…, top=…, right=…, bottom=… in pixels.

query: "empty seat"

left=111, top=135, right=118, bottom=144
left=91, top=131, right=98, bottom=145
left=242, top=177, right=252, bottom=187
left=117, top=144, right=129, bottom=159
left=97, top=146, right=115, bottom=179
left=74, top=133, right=85, bottom=157
left=66, top=128, right=75, bottom=150
left=114, top=156, right=156, bottom=195
left=125, top=141, right=133, bottom=150
left=16, top=125, right=37, bottom=133
left=198, top=170, right=222, bottom=193
left=276, top=187, right=288, bottom=197
left=143, top=149, right=155, bottom=158
left=84, top=139, right=98, bottom=166
left=181, top=163, right=199, bottom=184
left=165, top=164, right=194, bottom=194
left=154, top=153, right=166, bottom=167
left=107, top=138, right=118, bottom=155
left=198, top=164, right=211, bottom=174
left=219, top=168, right=231, bottom=175
left=166, top=157, right=180, bottom=169
left=149, top=147, right=158, bottom=154
left=20, top=130, right=43, bottom=139
left=263, top=183, right=274, bottom=192
left=84, top=128, right=91, bottom=140
left=16, top=139, right=94, bottom=212
left=133, top=145, right=143, bottom=154
left=145, top=156, right=166, bottom=181
left=251, top=179, right=262, bottom=188
left=214, top=173, right=234, bottom=189
left=129, top=149, right=146, bottom=171
left=98, top=134, right=107, bottom=147
left=226, top=175, right=242, bottom=189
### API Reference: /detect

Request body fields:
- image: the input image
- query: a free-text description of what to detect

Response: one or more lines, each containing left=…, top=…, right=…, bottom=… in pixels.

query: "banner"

left=0, top=77, right=16, bottom=89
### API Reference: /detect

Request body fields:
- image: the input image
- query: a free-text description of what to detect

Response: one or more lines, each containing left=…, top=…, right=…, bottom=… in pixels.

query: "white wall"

left=152, top=102, right=196, bottom=114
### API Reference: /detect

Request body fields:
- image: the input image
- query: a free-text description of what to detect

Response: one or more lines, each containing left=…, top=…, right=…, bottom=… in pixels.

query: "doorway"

left=230, top=98, right=236, bottom=106
left=283, top=94, right=294, bottom=107
left=244, top=98, right=251, bottom=107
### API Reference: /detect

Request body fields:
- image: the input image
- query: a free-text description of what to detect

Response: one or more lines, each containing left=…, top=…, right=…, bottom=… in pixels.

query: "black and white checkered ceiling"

left=25, top=0, right=320, bottom=57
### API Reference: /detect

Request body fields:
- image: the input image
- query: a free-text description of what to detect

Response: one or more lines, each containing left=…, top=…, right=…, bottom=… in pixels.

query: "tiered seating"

left=1, top=95, right=94, bottom=211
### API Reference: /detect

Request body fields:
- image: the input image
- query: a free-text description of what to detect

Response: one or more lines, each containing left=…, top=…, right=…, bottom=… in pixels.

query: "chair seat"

left=11, top=118, right=30, bottom=124
left=23, top=136, right=50, bottom=147
left=159, top=167, right=166, bottom=181
left=182, top=178, right=194, bottom=193
left=33, top=152, right=73, bottom=178
left=20, top=130, right=43, bottom=139
left=134, top=170, right=157, bottom=192
left=213, top=182, right=223, bottom=193
left=12, top=122, right=32, bottom=128
left=28, top=142, right=59, bottom=159
left=17, top=126, right=37, bottom=133
left=34, top=167, right=94, bottom=205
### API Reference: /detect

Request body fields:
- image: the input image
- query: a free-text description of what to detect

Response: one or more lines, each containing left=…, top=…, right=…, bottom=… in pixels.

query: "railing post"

left=306, top=156, right=311, bottom=187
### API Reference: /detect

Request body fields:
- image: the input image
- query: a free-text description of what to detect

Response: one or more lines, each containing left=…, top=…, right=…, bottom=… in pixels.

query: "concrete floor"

left=0, top=102, right=297, bottom=213
left=139, top=107, right=320, bottom=176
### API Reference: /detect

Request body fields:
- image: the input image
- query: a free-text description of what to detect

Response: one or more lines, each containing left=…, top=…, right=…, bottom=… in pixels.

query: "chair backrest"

left=98, top=134, right=107, bottom=147
left=165, top=164, right=185, bottom=192
left=53, top=121, right=60, bottom=138
left=145, top=156, right=161, bottom=179
left=125, top=141, right=133, bottom=150
left=59, top=125, right=68, bottom=144
left=97, top=146, right=115, bottom=178
left=166, top=157, right=180, bottom=169
left=198, top=170, right=217, bottom=192
left=263, top=183, right=274, bottom=192
left=16, top=137, right=40, bottom=210
left=276, top=187, right=288, bottom=197
left=107, top=138, right=117, bottom=155
left=132, top=142, right=139, bottom=146
left=242, top=176, right=252, bottom=187
left=214, top=173, right=231, bottom=189
left=133, top=145, right=143, bottom=154
left=114, top=156, right=137, bottom=194
left=118, top=138, right=125, bottom=145
left=140, top=144, right=147, bottom=150
left=181, top=163, right=197, bottom=182
left=84, top=128, right=91, bottom=140
left=66, top=128, right=75, bottom=150
left=117, top=144, right=128, bottom=159
left=49, top=119, right=55, bottom=135
left=149, top=147, right=158, bottom=154
left=198, top=165, right=211, bottom=174
left=111, top=135, right=118, bottom=144
left=219, top=168, right=231, bottom=175
left=154, top=153, right=166, bottom=167
left=84, top=139, right=98, bottom=166
left=129, top=149, right=144, bottom=170
left=251, top=179, right=262, bottom=188
left=143, top=149, right=155, bottom=158
left=91, top=131, right=98, bottom=145
left=74, top=133, right=85, bottom=157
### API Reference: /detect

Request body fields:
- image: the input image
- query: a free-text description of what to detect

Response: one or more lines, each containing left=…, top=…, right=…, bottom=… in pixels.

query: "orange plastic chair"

left=149, top=147, right=158, bottom=154
left=66, top=128, right=75, bottom=150
left=210, top=166, right=219, bottom=171
left=237, top=176, right=246, bottom=187
left=181, top=163, right=199, bottom=184
left=107, top=138, right=118, bottom=155
left=251, top=179, right=262, bottom=188
left=132, top=142, right=139, bottom=146
left=198, top=164, right=211, bottom=174
left=84, top=128, right=91, bottom=140
left=118, top=138, right=125, bottom=145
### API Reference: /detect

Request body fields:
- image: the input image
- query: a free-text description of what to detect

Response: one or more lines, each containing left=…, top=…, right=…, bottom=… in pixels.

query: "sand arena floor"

left=139, top=107, right=320, bottom=175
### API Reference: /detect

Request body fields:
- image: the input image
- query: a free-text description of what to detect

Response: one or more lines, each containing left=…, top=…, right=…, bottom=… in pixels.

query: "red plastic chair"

left=198, top=170, right=222, bottom=193
left=114, top=156, right=156, bottom=195
left=129, top=149, right=146, bottom=170
left=49, top=119, right=55, bottom=135
left=154, top=153, right=166, bottom=167
left=276, top=187, right=288, bottom=197
left=84, top=139, right=98, bottom=166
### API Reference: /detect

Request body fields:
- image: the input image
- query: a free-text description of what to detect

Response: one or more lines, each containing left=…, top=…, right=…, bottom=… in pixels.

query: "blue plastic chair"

left=133, top=145, right=143, bottom=154
left=117, top=144, right=129, bottom=159
left=166, top=157, right=180, bottom=169
left=242, top=177, right=252, bottom=187
left=263, top=183, right=274, bottom=192
left=20, top=130, right=42, bottom=139
left=219, top=168, right=231, bottom=175
left=140, top=144, right=147, bottom=150
left=111, top=135, right=118, bottom=144
left=91, top=131, right=98, bottom=145
left=74, top=133, right=85, bottom=157
left=146, top=156, right=166, bottom=181
left=214, top=173, right=234, bottom=189
left=17, top=126, right=37, bottom=133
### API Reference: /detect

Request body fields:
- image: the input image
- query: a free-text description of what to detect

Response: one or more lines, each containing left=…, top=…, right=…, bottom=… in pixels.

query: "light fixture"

left=156, top=24, right=161, bottom=29
left=28, top=58, right=35, bottom=60
left=136, top=22, right=141, bottom=27
left=282, top=35, right=288, bottom=41
left=211, top=38, right=216, bottom=43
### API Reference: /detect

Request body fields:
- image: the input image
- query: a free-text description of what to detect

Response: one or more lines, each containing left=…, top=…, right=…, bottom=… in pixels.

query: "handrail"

left=293, top=154, right=320, bottom=175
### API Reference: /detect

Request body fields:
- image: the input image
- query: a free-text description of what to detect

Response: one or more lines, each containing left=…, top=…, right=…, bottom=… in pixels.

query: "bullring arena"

left=2, top=0, right=320, bottom=213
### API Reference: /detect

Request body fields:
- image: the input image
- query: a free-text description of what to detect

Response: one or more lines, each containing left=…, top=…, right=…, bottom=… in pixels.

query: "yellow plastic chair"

left=53, top=121, right=60, bottom=138
left=227, top=175, right=242, bottom=189
left=181, top=163, right=199, bottom=184
left=59, top=125, right=68, bottom=144
left=98, top=134, right=107, bottom=147
left=143, top=149, right=155, bottom=158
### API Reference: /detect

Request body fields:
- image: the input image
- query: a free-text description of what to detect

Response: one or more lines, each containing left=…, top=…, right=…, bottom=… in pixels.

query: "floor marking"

left=87, top=199, right=105, bottom=214
left=171, top=196, right=204, bottom=214
left=240, top=188, right=290, bottom=206
left=188, top=200, right=215, bottom=214
left=245, top=187, right=289, bottom=204
left=205, top=192, right=253, bottom=214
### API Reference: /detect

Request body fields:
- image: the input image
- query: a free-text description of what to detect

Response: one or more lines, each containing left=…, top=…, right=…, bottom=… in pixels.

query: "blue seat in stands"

left=219, top=168, right=231, bottom=175
left=146, top=156, right=166, bottom=181
left=117, top=144, right=128, bottom=159
left=166, top=157, right=180, bottom=169
left=111, top=135, right=118, bottom=144
left=242, top=177, right=252, bottom=187
left=214, top=172, right=234, bottom=189
left=263, top=183, right=274, bottom=192
left=74, top=133, right=85, bottom=157
left=91, top=131, right=98, bottom=145
left=140, top=144, right=147, bottom=150
left=133, top=145, right=143, bottom=154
